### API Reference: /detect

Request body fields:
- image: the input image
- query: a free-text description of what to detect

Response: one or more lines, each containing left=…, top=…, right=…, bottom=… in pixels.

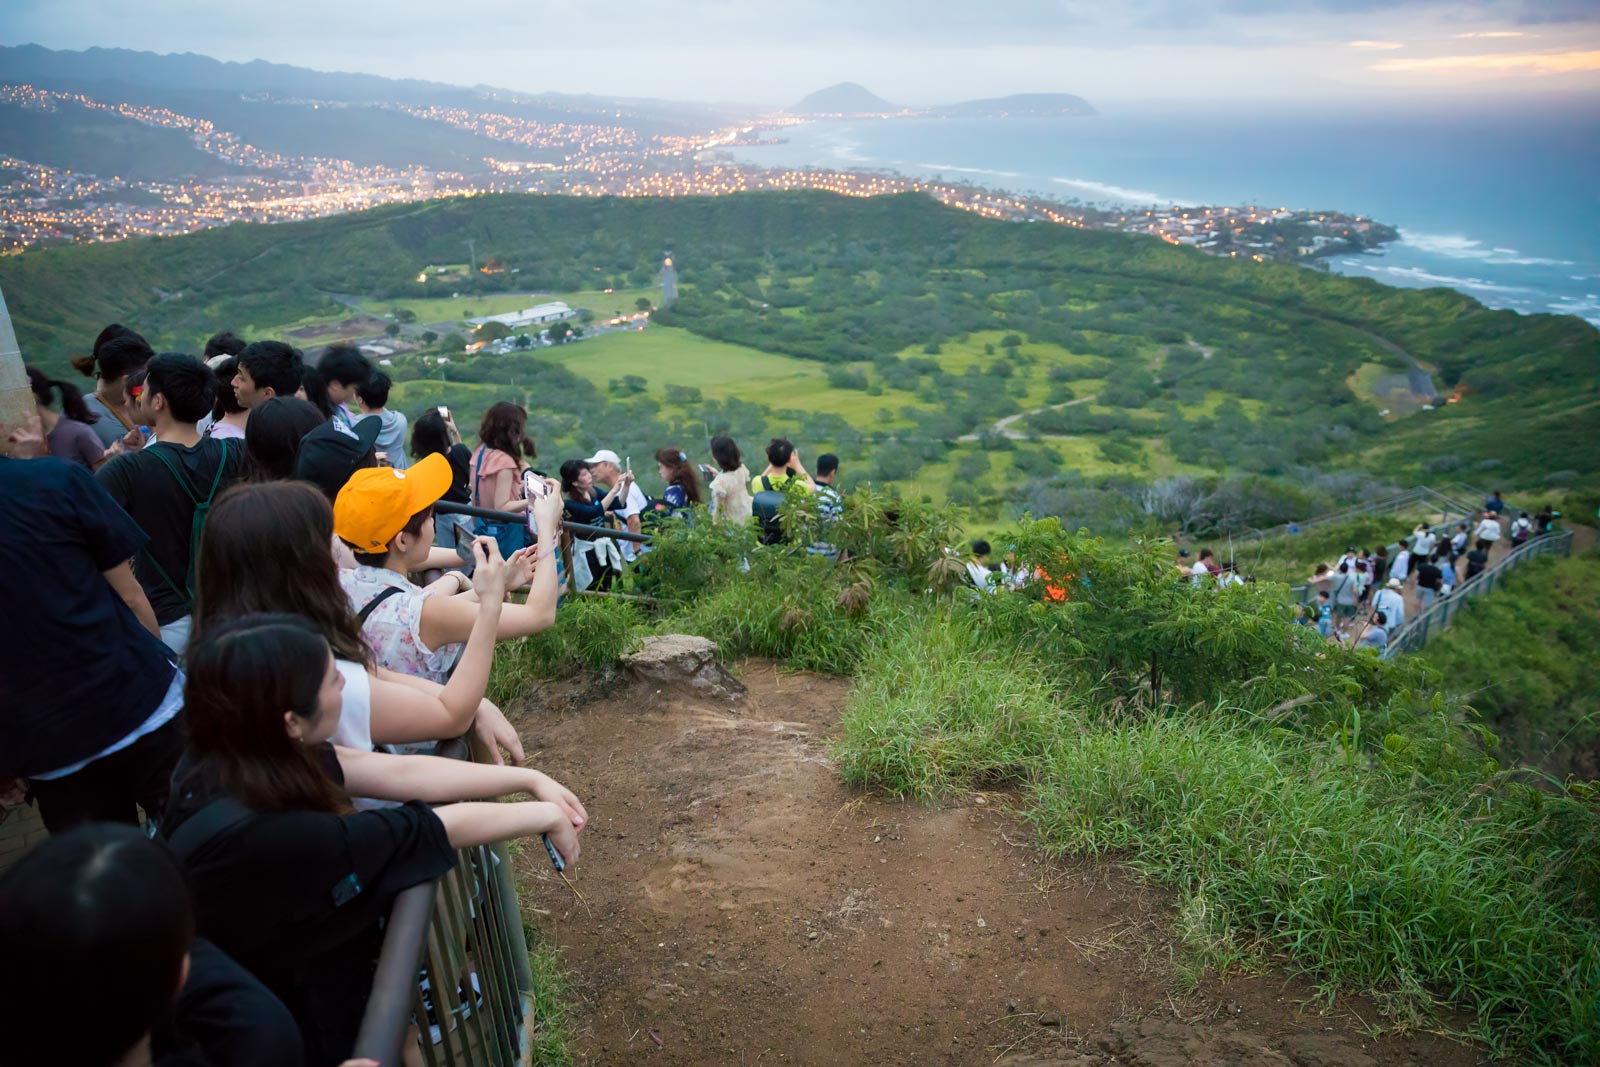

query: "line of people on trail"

left=2, top=326, right=593, bottom=1067
left=1300, top=492, right=1561, bottom=652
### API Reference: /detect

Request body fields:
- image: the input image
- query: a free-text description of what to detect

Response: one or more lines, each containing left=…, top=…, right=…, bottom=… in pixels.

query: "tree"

left=635, top=297, right=653, bottom=312
left=384, top=322, right=400, bottom=337
left=513, top=333, right=533, bottom=350
left=474, top=321, right=511, bottom=343
left=393, top=308, right=417, bottom=324
left=421, top=330, right=439, bottom=345
left=546, top=322, right=573, bottom=344
left=440, top=332, right=466, bottom=352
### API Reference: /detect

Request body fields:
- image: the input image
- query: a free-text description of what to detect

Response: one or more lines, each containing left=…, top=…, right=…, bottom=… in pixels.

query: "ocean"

left=726, top=102, right=1600, bottom=326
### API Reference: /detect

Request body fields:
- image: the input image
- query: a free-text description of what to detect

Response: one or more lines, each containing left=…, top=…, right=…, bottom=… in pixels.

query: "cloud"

left=1348, top=40, right=1404, bottom=49
left=1453, top=30, right=1529, bottom=38
left=1372, top=49, right=1600, bottom=76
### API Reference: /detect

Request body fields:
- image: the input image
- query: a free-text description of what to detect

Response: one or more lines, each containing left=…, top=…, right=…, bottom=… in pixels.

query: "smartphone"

left=542, top=834, right=565, bottom=872
left=451, top=518, right=477, bottom=567
left=437, top=406, right=450, bottom=420
left=374, top=450, right=389, bottom=466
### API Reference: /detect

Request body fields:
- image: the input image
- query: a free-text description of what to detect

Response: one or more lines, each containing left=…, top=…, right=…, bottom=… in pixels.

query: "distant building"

left=466, top=301, right=574, bottom=330
left=660, top=254, right=677, bottom=307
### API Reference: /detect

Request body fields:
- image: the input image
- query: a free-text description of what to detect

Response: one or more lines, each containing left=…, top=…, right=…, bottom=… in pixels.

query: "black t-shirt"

left=1415, top=561, right=1443, bottom=591
left=564, top=489, right=620, bottom=529
left=161, top=747, right=454, bottom=1066
left=0, top=457, right=177, bottom=777
left=441, top=443, right=472, bottom=504
left=97, top=437, right=245, bottom=625
left=153, top=938, right=306, bottom=1067
left=1466, top=548, right=1489, bottom=575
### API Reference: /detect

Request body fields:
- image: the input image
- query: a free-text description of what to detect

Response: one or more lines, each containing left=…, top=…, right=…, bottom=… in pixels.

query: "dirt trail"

left=510, top=664, right=1480, bottom=1067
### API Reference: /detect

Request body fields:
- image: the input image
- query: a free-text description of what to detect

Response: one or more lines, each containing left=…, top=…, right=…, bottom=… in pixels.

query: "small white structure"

left=466, top=302, right=574, bottom=330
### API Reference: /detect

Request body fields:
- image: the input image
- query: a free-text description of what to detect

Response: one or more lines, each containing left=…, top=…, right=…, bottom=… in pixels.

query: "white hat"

left=1386, top=577, right=1402, bottom=589
left=585, top=448, right=621, bottom=466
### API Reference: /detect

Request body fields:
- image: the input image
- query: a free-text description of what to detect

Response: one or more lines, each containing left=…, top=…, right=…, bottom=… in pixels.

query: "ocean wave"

left=1049, top=176, right=1191, bottom=205
left=915, top=162, right=1023, bottom=178
left=1359, top=263, right=1535, bottom=294
left=1398, top=230, right=1575, bottom=267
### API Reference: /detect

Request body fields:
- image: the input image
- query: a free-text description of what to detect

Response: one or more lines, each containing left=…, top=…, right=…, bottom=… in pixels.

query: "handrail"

left=1381, top=529, right=1574, bottom=658
left=1287, top=506, right=1485, bottom=604
left=1234, top=485, right=1481, bottom=547
left=434, top=501, right=653, bottom=544
left=352, top=735, right=536, bottom=1066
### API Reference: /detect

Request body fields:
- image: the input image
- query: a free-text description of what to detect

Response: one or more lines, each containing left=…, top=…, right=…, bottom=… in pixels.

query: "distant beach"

left=728, top=106, right=1600, bottom=326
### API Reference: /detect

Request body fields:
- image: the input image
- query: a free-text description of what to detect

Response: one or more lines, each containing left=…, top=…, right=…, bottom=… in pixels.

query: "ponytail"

left=25, top=366, right=101, bottom=425
left=69, top=353, right=97, bottom=378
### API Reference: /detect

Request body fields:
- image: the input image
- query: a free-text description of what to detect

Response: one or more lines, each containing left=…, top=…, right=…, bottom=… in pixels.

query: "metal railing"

left=352, top=737, right=540, bottom=1066
left=435, top=501, right=652, bottom=544
left=1234, top=485, right=1484, bottom=547
left=1287, top=504, right=1490, bottom=605
left=1382, top=529, right=1574, bottom=658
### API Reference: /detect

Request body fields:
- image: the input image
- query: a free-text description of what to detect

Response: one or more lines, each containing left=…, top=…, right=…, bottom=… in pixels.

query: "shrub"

left=486, top=597, right=647, bottom=700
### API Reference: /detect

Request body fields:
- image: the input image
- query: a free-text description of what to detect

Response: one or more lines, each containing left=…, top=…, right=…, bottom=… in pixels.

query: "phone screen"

left=451, top=519, right=476, bottom=566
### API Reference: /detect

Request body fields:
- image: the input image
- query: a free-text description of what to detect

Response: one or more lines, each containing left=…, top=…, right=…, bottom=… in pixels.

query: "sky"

left=3, top=0, right=1599, bottom=106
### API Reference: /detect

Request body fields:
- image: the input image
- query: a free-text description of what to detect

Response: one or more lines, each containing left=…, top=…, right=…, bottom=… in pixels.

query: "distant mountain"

left=931, top=93, right=1096, bottom=118
left=792, top=83, right=899, bottom=115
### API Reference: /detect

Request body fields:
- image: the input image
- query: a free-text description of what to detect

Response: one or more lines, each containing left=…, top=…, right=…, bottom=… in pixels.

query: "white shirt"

left=1474, top=518, right=1502, bottom=543
left=1389, top=549, right=1411, bottom=581
left=1190, top=560, right=1210, bottom=587
left=1372, top=588, right=1406, bottom=629
left=1412, top=531, right=1436, bottom=557
left=328, top=660, right=396, bottom=811
left=614, top=482, right=650, bottom=561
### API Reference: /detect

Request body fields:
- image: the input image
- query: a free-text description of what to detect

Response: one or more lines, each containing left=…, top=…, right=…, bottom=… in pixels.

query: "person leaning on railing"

left=159, top=612, right=585, bottom=1067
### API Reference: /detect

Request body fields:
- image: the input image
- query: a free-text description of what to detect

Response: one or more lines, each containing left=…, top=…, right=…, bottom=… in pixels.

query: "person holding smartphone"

left=583, top=449, right=648, bottom=562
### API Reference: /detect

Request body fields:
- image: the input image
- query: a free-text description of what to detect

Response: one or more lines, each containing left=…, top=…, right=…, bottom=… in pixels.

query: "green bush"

left=487, top=596, right=647, bottom=700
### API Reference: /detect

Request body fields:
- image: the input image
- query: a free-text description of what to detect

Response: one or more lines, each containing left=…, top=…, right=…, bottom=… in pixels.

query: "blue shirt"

left=0, top=457, right=177, bottom=777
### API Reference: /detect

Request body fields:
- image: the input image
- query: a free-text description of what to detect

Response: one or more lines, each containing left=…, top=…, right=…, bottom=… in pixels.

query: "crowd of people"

left=1, top=326, right=602, bottom=1067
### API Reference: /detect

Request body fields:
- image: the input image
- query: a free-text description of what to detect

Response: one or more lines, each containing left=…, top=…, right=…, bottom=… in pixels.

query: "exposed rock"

left=621, top=634, right=746, bottom=701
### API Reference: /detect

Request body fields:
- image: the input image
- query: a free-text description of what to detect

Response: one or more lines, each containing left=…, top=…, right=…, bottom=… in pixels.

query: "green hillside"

left=3, top=191, right=1594, bottom=517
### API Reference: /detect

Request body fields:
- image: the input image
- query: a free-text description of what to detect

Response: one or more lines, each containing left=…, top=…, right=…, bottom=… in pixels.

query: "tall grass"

left=486, top=596, right=647, bottom=702
left=1027, top=715, right=1600, bottom=1062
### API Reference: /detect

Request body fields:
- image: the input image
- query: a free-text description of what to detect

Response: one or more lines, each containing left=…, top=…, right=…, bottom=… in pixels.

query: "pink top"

left=472, top=446, right=521, bottom=509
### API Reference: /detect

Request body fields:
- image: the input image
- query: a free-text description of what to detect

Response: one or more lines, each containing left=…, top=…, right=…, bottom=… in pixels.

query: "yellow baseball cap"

left=333, top=452, right=453, bottom=553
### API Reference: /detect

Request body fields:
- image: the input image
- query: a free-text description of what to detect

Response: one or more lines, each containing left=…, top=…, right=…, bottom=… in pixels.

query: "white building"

left=466, top=302, right=574, bottom=330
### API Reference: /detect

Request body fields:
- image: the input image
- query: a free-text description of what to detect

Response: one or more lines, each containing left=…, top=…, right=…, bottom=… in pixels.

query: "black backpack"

left=751, top=475, right=787, bottom=545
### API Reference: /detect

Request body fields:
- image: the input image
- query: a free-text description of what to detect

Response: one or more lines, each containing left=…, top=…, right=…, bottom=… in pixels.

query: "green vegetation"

left=485, top=597, right=647, bottom=705
left=0, top=101, right=237, bottom=181
left=524, top=937, right=575, bottom=1066
left=483, top=499, right=1600, bottom=1062
left=1420, top=553, right=1600, bottom=776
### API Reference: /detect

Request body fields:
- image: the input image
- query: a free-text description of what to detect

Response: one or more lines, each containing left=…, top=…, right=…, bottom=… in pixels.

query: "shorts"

left=1336, top=603, right=1359, bottom=619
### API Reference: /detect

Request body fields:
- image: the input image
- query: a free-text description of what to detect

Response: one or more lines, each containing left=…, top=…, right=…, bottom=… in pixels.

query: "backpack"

left=141, top=441, right=234, bottom=609
left=751, top=475, right=787, bottom=545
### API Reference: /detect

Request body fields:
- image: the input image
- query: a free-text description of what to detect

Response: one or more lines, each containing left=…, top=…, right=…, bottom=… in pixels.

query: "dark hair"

left=319, top=344, right=372, bottom=388
left=1338, top=562, right=1349, bottom=573
left=245, top=397, right=325, bottom=482
left=203, top=331, right=246, bottom=359
left=479, top=402, right=535, bottom=460
left=411, top=409, right=451, bottom=461
left=297, top=364, right=336, bottom=420
left=559, top=459, right=592, bottom=497
left=1198, top=549, right=1213, bottom=561
left=654, top=447, right=702, bottom=505
left=351, top=505, right=433, bottom=568
left=765, top=437, right=794, bottom=468
left=184, top=613, right=348, bottom=814
left=815, top=452, right=839, bottom=478
left=710, top=435, right=742, bottom=473
left=144, top=353, right=216, bottom=424
left=209, top=356, right=245, bottom=419
left=70, top=324, right=153, bottom=383
left=972, top=539, right=991, bottom=556
left=236, top=341, right=304, bottom=400
left=195, top=481, right=373, bottom=667
left=25, top=365, right=97, bottom=424
left=0, top=824, right=193, bottom=1067
left=356, top=369, right=391, bottom=409
left=1317, top=589, right=1330, bottom=599
left=1373, top=611, right=1388, bottom=626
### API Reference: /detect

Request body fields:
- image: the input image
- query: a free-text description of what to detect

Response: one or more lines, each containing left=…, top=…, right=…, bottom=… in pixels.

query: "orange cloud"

left=1348, top=40, right=1403, bottom=50
left=1453, top=31, right=1529, bottom=39
left=1372, top=49, right=1600, bottom=76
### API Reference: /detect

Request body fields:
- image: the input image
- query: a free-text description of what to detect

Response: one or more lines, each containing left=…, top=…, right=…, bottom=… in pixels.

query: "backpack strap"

left=761, top=475, right=775, bottom=492
left=356, top=585, right=406, bottom=627
left=142, top=443, right=232, bottom=606
left=166, top=795, right=254, bottom=864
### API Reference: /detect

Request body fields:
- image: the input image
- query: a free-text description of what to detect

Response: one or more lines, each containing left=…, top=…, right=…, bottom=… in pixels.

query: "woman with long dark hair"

left=26, top=364, right=105, bottom=469
left=707, top=434, right=752, bottom=523
left=243, top=396, right=325, bottom=482
left=70, top=324, right=154, bottom=450
left=410, top=407, right=473, bottom=557
left=192, top=481, right=528, bottom=765
left=654, top=447, right=702, bottom=508
left=471, top=402, right=538, bottom=551
left=162, top=613, right=584, bottom=1065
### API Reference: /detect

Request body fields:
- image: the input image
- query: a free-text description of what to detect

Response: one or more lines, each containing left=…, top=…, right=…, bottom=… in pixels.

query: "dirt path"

left=509, top=665, right=1480, bottom=1067
left=957, top=394, right=1098, bottom=443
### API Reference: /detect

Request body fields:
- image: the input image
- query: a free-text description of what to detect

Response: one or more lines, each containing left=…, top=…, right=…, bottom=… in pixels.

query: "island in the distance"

left=789, top=84, right=1096, bottom=119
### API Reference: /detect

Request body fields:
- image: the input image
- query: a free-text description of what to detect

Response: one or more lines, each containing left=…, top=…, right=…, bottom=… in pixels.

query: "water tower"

left=660, top=253, right=677, bottom=307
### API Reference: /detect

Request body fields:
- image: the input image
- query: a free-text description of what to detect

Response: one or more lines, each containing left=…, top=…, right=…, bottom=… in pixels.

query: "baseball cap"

left=584, top=448, right=621, bottom=467
left=294, top=418, right=382, bottom=501
left=334, top=452, right=453, bottom=553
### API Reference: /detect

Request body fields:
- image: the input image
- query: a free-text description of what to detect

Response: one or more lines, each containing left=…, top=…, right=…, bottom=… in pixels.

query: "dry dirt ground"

left=509, top=662, right=1487, bottom=1067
